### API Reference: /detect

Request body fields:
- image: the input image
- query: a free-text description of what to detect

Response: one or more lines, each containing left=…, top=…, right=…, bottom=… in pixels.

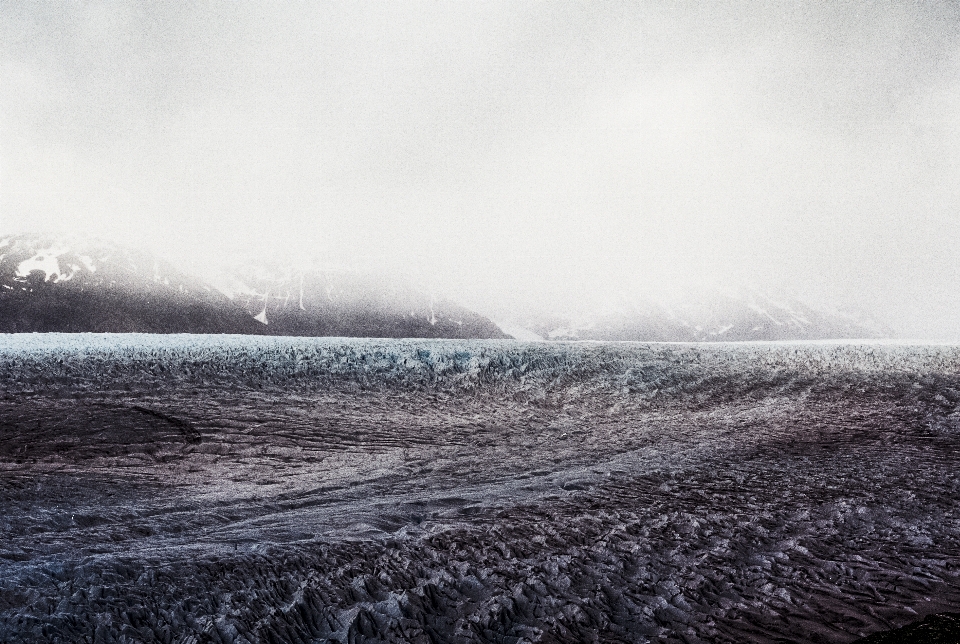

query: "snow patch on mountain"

left=14, top=244, right=77, bottom=283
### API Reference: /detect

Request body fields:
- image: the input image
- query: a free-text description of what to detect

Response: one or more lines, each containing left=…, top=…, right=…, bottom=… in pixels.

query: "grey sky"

left=2, top=1, right=959, bottom=337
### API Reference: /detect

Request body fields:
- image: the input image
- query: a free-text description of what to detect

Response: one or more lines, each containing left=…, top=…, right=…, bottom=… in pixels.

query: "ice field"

left=0, top=335, right=959, bottom=642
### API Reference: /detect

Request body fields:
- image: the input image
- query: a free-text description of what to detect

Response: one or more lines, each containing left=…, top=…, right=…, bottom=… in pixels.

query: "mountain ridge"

left=0, top=233, right=510, bottom=338
left=496, top=288, right=890, bottom=342
left=0, top=233, right=261, bottom=334
left=0, top=233, right=891, bottom=341
left=208, top=260, right=511, bottom=339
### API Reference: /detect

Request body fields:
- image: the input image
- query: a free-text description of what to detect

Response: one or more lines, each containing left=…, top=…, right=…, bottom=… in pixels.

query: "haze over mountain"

left=0, top=233, right=891, bottom=341
left=0, top=233, right=260, bottom=334
left=211, top=261, right=509, bottom=340
left=0, top=234, right=509, bottom=338
left=507, top=290, right=888, bottom=343
left=2, top=3, right=959, bottom=340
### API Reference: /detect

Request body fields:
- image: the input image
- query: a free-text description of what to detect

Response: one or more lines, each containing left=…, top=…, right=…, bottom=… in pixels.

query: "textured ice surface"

left=0, top=335, right=959, bottom=642
left=1, top=333, right=958, bottom=386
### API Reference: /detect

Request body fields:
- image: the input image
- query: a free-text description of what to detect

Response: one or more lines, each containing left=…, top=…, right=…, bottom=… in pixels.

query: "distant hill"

left=0, top=234, right=260, bottom=334
left=211, top=262, right=511, bottom=339
left=507, top=290, right=889, bottom=342
left=0, top=234, right=511, bottom=338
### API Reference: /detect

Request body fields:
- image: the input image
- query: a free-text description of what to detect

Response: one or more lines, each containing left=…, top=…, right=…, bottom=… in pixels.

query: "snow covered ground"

left=0, top=335, right=959, bottom=642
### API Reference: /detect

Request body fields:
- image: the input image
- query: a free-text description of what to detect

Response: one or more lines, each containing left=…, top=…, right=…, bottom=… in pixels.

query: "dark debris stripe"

left=130, top=405, right=202, bottom=444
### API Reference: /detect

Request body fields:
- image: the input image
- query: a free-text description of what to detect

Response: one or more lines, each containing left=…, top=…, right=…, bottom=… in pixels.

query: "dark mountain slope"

left=214, top=263, right=511, bottom=339
left=0, top=234, right=511, bottom=338
left=0, top=234, right=261, bottom=334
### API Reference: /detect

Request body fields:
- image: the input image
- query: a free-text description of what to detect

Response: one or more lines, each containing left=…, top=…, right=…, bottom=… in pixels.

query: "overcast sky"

left=2, top=1, right=959, bottom=337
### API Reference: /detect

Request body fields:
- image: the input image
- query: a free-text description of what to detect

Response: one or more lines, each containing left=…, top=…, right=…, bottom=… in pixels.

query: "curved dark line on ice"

left=130, top=405, right=202, bottom=444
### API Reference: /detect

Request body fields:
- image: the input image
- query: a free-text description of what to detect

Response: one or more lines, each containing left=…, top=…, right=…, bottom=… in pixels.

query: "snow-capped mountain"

left=0, top=233, right=887, bottom=341
left=209, top=261, right=511, bottom=339
left=0, top=233, right=511, bottom=338
left=504, top=289, right=890, bottom=342
left=0, top=233, right=261, bottom=334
